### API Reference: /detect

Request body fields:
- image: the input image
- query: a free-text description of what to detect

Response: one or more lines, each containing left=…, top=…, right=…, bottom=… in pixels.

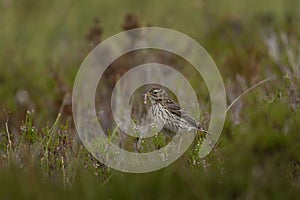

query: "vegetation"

left=0, top=0, right=300, bottom=199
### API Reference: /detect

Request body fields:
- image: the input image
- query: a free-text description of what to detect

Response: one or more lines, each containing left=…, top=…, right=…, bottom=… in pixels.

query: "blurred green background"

left=0, top=0, right=300, bottom=199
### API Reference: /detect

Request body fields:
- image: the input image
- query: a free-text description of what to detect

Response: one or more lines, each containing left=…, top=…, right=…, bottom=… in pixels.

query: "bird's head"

left=145, top=87, right=168, bottom=105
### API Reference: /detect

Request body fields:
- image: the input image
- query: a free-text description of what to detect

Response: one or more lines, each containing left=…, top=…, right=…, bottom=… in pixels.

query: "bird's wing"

left=164, top=99, right=181, bottom=117
left=164, top=99, right=199, bottom=129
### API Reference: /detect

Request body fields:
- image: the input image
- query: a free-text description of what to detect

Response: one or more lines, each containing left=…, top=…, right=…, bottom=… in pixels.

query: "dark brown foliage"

left=86, top=18, right=103, bottom=47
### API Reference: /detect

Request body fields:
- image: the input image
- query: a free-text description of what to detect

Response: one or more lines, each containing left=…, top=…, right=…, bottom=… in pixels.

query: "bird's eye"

left=153, top=90, right=158, bottom=94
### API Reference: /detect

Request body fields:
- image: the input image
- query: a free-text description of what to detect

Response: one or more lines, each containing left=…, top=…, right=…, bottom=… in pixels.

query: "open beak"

left=142, top=92, right=150, bottom=98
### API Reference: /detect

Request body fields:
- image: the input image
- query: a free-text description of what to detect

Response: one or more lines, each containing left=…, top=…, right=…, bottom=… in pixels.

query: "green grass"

left=0, top=0, right=300, bottom=199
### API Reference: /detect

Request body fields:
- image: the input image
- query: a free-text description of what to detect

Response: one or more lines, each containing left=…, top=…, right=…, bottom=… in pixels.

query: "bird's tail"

left=197, top=123, right=210, bottom=135
left=198, top=128, right=210, bottom=135
left=197, top=122, right=210, bottom=135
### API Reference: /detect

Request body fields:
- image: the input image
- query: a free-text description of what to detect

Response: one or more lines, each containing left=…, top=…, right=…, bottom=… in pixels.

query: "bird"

left=144, top=87, right=208, bottom=135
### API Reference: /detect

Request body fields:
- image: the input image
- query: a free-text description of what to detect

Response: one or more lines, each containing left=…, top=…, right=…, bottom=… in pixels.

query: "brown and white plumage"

left=145, top=87, right=205, bottom=133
